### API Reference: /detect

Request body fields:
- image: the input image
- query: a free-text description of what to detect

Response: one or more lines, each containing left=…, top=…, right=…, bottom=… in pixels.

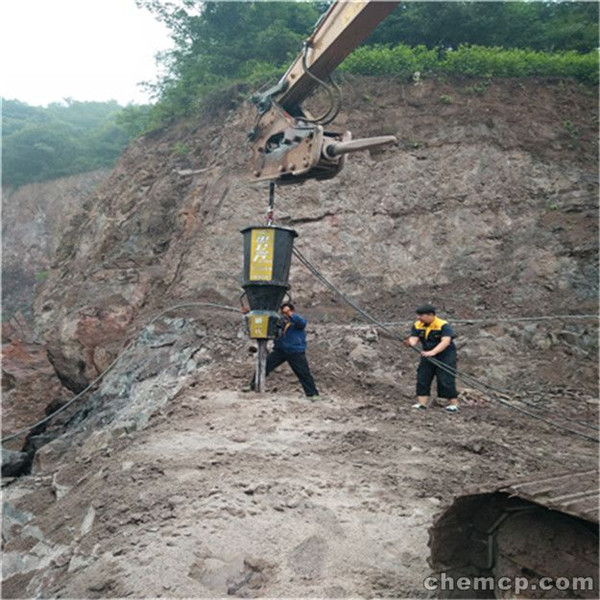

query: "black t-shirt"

left=411, top=317, right=456, bottom=353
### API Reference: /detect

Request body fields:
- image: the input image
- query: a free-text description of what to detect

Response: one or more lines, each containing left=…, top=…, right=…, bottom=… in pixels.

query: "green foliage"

left=341, top=44, right=438, bottom=78
left=172, top=141, right=190, bottom=155
left=439, top=46, right=598, bottom=84
left=135, top=1, right=598, bottom=123
left=136, top=0, right=322, bottom=121
left=368, top=2, right=599, bottom=54
left=2, top=99, right=152, bottom=188
left=464, top=80, right=491, bottom=96
left=6, top=1, right=597, bottom=185
left=115, top=104, right=155, bottom=136
left=563, top=120, right=579, bottom=139
left=340, top=44, right=599, bottom=85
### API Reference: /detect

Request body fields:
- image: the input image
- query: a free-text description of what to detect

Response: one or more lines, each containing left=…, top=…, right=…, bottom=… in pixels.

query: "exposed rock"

left=2, top=501, right=35, bottom=543
left=1, top=333, right=66, bottom=445
left=2, top=449, right=29, bottom=477
left=2, top=170, right=110, bottom=321
left=349, top=342, right=379, bottom=366
left=0, top=76, right=598, bottom=599
left=80, top=506, right=96, bottom=536
left=289, top=535, right=328, bottom=579
left=51, top=472, right=71, bottom=500
left=19, top=79, right=595, bottom=418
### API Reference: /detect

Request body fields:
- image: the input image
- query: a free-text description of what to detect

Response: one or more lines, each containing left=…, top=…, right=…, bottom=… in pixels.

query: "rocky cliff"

left=2, top=171, right=110, bottom=441
left=2, top=170, right=109, bottom=321
left=2, top=76, right=598, bottom=598
left=32, top=76, right=599, bottom=395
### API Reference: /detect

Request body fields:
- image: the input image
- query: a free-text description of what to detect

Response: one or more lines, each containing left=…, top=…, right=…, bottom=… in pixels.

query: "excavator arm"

left=248, top=0, right=399, bottom=185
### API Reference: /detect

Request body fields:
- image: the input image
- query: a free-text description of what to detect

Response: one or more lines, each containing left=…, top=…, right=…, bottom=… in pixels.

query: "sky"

left=1, top=0, right=173, bottom=107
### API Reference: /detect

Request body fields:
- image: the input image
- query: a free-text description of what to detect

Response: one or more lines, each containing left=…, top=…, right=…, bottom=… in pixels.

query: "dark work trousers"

left=252, top=348, right=319, bottom=397
left=416, top=351, right=457, bottom=399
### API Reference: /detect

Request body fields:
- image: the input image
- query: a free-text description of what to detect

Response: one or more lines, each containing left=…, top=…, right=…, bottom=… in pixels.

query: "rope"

left=5, top=254, right=596, bottom=445
left=1, top=302, right=239, bottom=444
left=412, top=345, right=599, bottom=432
left=292, top=246, right=599, bottom=443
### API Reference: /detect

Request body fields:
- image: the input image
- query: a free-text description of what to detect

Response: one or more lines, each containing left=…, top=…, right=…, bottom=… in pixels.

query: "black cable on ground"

left=416, top=345, right=598, bottom=432
left=1, top=302, right=239, bottom=445
left=293, top=248, right=594, bottom=417
left=292, top=246, right=599, bottom=443
left=378, top=315, right=599, bottom=430
left=296, top=245, right=598, bottom=440
left=383, top=314, right=599, bottom=325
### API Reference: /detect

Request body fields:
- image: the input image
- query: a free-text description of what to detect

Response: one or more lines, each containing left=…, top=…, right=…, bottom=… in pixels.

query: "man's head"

left=416, top=303, right=436, bottom=325
left=281, top=302, right=295, bottom=317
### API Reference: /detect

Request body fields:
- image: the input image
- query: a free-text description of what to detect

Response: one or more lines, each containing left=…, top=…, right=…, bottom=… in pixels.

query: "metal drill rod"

left=323, top=135, right=397, bottom=158
left=267, top=181, right=275, bottom=226
left=256, top=339, right=268, bottom=393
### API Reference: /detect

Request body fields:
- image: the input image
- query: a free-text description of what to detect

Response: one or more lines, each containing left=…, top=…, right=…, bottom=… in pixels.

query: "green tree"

left=136, top=1, right=323, bottom=119
left=2, top=99, right=151, bottom=188
left=137, top=0, right=598, bottom=123
left=368, top=2, right=598, bottom=53
left=3, top=121, right=81, bottom=186
left=115, top=104, right=155, bottom=137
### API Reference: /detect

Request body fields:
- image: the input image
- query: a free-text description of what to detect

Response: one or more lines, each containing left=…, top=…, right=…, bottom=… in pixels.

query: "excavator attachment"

left=249, top=103, right=396, bottom=185
left=247, top=0, right=399, bottom=185
left=428, top=470, right=599, bottom=599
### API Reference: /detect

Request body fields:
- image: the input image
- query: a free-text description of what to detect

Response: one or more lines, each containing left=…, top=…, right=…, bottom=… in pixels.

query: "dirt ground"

left=3, top=374, right=598, bottom=598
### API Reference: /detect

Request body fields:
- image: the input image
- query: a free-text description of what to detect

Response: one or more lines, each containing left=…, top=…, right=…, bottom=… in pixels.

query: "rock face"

left=31, top=77, right=598, bottom=396
left=1, top=76, right=598, bottom=600
left=1, top=449, right=29, bottom=477
left=1, top=314, right=67, bottom=448
left=2, top=170, right=110, bottom=321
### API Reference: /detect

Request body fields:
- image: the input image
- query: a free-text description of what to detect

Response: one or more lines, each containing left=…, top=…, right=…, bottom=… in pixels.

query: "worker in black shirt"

left=406, top=304, right=459, bottom=413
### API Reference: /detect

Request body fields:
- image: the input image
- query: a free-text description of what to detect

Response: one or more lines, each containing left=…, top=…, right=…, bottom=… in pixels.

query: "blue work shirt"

left=274, top=313, right=307, bottom=354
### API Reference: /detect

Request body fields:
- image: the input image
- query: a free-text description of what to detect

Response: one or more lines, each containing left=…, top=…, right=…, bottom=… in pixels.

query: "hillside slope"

left=32, top=76, right=599, bottom=395
left=2, top=170, right=109, bottom=321
left=2, top=76, right=598, bottom=598
left=3, top=387, right=597, bottom=598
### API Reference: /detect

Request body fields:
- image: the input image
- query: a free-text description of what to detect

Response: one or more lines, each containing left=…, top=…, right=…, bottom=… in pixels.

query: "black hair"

left=415, top=303, right=436, bottom=315
left=281, top=302, right=295, bottom=311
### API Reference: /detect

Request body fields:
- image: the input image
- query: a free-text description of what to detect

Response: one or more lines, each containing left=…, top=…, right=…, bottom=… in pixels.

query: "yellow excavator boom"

left=277, top=1, right=398, bottom=115
left=249, top=0, right=399, bottom=185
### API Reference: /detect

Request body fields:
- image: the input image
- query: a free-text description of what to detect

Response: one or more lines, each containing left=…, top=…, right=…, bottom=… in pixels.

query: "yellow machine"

left=242, top=1, right=399, bottom=391
left=247, top=0, right=399, bottom=185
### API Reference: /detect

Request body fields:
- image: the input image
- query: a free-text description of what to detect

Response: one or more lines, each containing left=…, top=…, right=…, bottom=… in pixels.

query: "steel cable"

left=387, top=321, right=599, bottom=432
left=299, top=43, right=342, bottom=126
left=383, top=315, right=598, bottom=325
left=292, top=246, right=599, bottom=443
left=294, top=246, right=598, bottom=439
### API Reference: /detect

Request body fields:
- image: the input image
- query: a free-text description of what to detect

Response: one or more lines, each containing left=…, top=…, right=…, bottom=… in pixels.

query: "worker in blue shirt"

left=245, top=303, right=319, bottom=399
left=406, top=304, right=459, bottom=412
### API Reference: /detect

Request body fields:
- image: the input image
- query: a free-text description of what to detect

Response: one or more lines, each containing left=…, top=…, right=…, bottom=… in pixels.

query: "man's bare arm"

left=421, top=336, right=452, bottom=357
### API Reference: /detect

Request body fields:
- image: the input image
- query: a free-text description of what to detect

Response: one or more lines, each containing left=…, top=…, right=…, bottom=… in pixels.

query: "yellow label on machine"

left=248, top=314, right=269, bottom=339
left=249, top=228, right=274, bottom=281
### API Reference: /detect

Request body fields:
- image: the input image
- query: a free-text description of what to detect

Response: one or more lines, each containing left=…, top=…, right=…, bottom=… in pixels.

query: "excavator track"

left=428, top=470, right=599, bottom=599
